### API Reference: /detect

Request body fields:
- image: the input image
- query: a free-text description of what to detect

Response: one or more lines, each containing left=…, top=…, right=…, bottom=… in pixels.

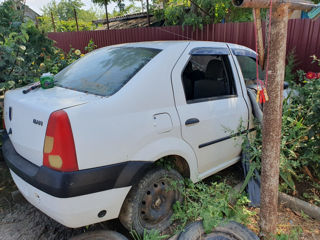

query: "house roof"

left=93, top=12, right=162, bottom=30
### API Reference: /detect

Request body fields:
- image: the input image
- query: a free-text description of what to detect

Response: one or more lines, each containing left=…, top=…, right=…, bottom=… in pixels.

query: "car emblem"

left=33, top=119, right=43, bottom=126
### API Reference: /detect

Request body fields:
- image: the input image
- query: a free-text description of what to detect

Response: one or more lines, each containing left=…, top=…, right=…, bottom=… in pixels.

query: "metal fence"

left=48, top=19, right=320, bottom=72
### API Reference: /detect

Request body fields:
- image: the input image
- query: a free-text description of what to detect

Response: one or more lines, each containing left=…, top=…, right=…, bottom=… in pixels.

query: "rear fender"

left=129, top=137, right=198, bottom=182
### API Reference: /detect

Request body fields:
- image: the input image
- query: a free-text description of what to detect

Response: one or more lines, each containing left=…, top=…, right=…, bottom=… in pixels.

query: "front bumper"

left=2, top=133, right=152, bottom=198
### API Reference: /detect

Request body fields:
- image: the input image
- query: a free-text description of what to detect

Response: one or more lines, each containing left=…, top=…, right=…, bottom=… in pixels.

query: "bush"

left=0, top=0, right=57, bottom=91
left=0, top=0, right=98, bottom=93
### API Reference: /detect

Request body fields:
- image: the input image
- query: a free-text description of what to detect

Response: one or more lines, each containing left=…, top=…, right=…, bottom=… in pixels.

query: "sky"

left=0, top=0, right=119, bottom=15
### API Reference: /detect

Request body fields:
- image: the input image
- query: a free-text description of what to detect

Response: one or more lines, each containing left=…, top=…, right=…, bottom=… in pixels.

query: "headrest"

left=205, top=59, right=224, bottom=80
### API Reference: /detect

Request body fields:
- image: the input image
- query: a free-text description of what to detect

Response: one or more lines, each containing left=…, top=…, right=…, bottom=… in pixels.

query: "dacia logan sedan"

left=3, top=41, right=258, bottom=234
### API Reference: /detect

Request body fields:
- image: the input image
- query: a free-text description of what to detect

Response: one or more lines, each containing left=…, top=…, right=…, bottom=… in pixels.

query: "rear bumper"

left=11, top=171, right=131, bottom=228
left=2, top=133, right=152, bottom=198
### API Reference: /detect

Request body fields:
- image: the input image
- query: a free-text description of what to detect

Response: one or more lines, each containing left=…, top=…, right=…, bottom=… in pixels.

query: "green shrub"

left=0, top=1, right=98, bottom=93
left=285, top=50, right=298, bottom=85
left=173, top=180, right=253, bottom=233
left=0, top=0, right=57, bottom=91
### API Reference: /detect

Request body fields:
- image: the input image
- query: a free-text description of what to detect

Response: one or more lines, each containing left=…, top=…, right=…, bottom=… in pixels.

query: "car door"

left=171, top=42, right=249, bottom=178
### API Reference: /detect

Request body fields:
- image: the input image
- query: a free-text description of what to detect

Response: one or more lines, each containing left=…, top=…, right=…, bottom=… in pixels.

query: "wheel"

left=70, top=230, right=128, bottom=240
left=119, top=167, right=184, bottom=235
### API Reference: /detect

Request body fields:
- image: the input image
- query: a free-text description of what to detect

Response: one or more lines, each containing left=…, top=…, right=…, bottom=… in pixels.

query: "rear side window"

left=55, top=47, right=161, bottom=96
left=236, top=56, right=265, bottom=86
left=182, top=55, right=237, bottom=103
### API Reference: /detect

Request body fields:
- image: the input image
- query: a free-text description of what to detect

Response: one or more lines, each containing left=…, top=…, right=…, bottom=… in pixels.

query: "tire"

left=119, top=167, right=184, bottom=235
left=177, top=221, right=259, bottom=240
left=70, top=230, right=128, bottom=240
left=177, top=221, right=204, bottom=240
left=205, top=221, right=259, bottom=240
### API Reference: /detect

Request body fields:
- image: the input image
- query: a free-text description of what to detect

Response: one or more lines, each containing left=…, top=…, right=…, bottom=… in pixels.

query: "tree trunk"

left=104, top=0, right=109, bottom=30
left=259, top=4, right=289, bottom=239
left=146, top=0, right=150, bottom=26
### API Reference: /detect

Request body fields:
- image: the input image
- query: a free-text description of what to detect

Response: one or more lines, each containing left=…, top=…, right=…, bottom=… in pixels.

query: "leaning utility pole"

left=232, top=0, right=317, bottom=239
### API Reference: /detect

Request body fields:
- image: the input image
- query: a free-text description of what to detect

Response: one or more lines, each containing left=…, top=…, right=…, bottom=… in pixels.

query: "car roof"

left=110, top=41, right=255, bottom=53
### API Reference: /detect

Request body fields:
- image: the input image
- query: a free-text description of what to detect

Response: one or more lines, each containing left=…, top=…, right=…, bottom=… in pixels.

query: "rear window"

left=236, top=56, right=265, bottom=86
left=55, top=47, right=161, bottom=96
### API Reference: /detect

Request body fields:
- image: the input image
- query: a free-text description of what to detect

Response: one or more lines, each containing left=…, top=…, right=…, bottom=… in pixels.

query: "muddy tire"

left=119, top=167, right=184, bottom=235
left=70, top=230, right=128, bottom=240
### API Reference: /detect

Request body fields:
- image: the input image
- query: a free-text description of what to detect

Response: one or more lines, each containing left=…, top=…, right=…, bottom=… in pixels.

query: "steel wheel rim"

left=138, top=178, right=179, bottom=228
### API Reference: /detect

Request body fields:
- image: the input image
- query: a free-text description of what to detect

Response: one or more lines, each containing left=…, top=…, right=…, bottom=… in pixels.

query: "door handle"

left=185, top=118, right=200, bottom=126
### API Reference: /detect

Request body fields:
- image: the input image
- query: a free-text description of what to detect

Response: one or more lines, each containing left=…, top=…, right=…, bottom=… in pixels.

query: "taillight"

left=43, top=110, right=78, bottom=172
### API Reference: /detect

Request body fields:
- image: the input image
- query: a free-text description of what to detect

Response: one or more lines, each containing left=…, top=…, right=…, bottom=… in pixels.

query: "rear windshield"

left=55, top=47, right=161, bottom=96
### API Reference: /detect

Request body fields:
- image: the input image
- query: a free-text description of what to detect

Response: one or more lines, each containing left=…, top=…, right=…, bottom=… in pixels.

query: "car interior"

left=182, top=55, right=236, bottom=102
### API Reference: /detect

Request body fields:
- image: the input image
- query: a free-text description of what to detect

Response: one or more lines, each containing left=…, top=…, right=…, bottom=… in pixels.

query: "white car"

left=3, top=41, right=260, bottom=234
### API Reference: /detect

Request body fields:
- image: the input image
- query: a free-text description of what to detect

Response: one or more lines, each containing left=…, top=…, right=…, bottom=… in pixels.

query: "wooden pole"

left=260, top=5, right=289, bottom=238
left=230, top=0, right=315, bottom=238
left=74, top=8, right=79, bottom=32
left=232, top=0, right=316, bottom=10
left=104, top=0, right=110, bottom=30
left=253, top=8, right=265, bottom=69
left=146, top=0, right=151, bottom=27
left=50, top=11, right=56, bottom=32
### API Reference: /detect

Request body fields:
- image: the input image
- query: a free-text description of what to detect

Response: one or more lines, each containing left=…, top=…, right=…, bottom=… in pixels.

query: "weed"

left=172, top=180, right=254, bottom=234
left=130, top=229, right=169, bottom=240
left=276, top=226, right=303, bottom=240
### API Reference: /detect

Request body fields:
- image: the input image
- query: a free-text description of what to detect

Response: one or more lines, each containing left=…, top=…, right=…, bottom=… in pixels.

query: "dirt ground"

left=1, top=162, right=320, bottom=240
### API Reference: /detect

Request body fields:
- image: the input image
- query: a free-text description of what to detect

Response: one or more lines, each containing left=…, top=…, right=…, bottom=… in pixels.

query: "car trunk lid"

left=4, top=86, right=99, bottom=167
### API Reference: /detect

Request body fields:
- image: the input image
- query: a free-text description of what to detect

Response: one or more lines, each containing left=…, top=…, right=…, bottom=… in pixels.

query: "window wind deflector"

left=190, top=47, right=230, bottom=56
left=231, top=48, right=256, bottom=59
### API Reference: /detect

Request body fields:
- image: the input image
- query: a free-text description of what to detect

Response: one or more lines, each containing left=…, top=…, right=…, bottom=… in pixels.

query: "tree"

left=92, top=0, right=111, bottom=29
left=153, top=0, right=253, bottom=28
left=42, top=0, right=84, bottom=21
left=39, top=0, right=101, bottom=32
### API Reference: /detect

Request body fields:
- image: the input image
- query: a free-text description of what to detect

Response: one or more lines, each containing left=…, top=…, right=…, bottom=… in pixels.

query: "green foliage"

left=154, top=0, right=253, bottom=29
left=173, top=180, right=253, bottom=233
left=38, top=15, right=96, bottom=32
left=0, top=0, right=56, bottom=91
left=109, top=3, right=141, bottom=17
left=41, top=0, right=84, bottom=21
left=85, top=39, right=97, bottom=52
left=0, top=0, right=98, bottom=92
left=276, top=227, right=303, bottom=240
left=284, top=50, right=298, bottom=85
left=39, top=0, right=103, bottom=32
